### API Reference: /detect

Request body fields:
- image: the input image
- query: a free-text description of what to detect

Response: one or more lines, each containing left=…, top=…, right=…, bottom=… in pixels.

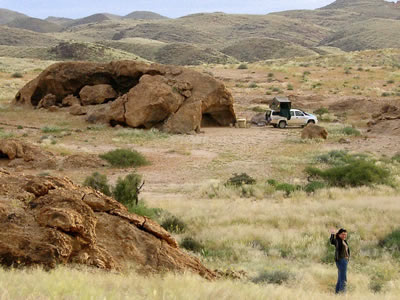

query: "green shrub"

left=272, top=87, right=281, bottom=93
left=226, top=173, right=256, bottom=186
left=305, top=159, right=391, bottom=187
left=303, top=181, right=326, bottom=193
left=303, top=71, right=311, bottom=76
left=248, top=82, right=258, bottom=88
left=180, top=237, right=204, bottom=253
left=161, top=216, right=187, bottom=233
left=113, top=173, right=143, bottom=206
left=127, top=201, right=162, bottom=219
left=17, top=125, right=23, bottom=129
left=392, top=153, right=400, bottom=163
left=100, top=149, right=149, bottom=168
left=275, top=183, right=301, bottom=197
left=83, top=172, right=112, bottom=196
left=315, top=150, right=354, bottom=165
left=11, top=72, right=23, bottom=78
left=387, top=80, right=395, bottom=84
left=287, top=84, right=294, bottom=90
left=380, top=229, right=400, bottom=252
left=41, top=126, right=63, bottom=133
left=341, top=126, right=361, bottom=136
left=237, top=63, right=248, bottom=70
left=252, top=270, right=292, bottom=285
left=267, top=179, right=278, bottom=187
left=382, top=92, right=391, bottom=97
left=268, top=72, right=274, bottom=78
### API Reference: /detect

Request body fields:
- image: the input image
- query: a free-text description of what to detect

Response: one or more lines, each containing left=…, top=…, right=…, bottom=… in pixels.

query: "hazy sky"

left=0, top=0, right=336, bottom=19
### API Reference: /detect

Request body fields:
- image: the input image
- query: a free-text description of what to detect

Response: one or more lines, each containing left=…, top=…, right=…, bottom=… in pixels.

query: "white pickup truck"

left=266, top=109, right=318, bottom=128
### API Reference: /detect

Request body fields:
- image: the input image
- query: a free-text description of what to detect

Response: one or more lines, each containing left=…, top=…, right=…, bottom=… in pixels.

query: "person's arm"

left=329, top=228, right=337, bottom=246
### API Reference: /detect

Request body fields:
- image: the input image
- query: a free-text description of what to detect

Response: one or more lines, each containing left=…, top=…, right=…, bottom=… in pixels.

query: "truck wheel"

left=307, top=120, right=315, bottom=125
left=278, top=121, right=287, bottom=129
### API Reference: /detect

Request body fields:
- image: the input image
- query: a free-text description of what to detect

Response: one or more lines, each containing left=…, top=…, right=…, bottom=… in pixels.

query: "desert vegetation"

left=0, top=33, right=400, bottom=299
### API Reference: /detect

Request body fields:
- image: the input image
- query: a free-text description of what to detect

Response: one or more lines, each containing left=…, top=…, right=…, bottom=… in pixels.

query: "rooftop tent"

left=270, top=97, right=291, bottom=120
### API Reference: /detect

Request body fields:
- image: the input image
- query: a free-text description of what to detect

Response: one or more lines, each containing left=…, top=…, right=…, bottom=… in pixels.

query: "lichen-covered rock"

left=0, top=172, right=216, bottom=279
left=14, top=61, right=236, bottom=134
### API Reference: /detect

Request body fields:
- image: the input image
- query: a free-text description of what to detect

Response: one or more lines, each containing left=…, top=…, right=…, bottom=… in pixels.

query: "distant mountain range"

left=0, top=0, right=399, bottom=65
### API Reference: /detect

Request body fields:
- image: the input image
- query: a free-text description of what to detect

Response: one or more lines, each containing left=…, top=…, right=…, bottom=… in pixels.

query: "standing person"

left=330, top=228, right=350, bottom=294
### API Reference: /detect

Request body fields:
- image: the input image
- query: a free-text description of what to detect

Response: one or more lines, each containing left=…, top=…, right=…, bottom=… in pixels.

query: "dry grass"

left=0, top=53, right=400, bottom=299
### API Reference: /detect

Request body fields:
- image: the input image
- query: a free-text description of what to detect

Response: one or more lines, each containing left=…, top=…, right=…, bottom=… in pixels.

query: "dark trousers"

left=335, top=258, right=348, bottom=293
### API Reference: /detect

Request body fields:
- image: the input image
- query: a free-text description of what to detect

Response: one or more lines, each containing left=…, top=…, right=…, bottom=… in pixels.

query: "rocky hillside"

left=0, top=0, right=399, bottom=64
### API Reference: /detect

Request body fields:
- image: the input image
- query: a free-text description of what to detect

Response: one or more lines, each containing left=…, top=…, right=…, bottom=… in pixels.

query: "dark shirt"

left=330, top=234, right=350, bottom=261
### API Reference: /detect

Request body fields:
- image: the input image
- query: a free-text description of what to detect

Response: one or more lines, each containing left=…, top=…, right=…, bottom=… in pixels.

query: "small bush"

left=17, top=125, right=23, bottom=129
left=11, top=72, right=23, bottom=78
left=287, top=84, right=294, bottom=90
left=83, top=172, right=112, bottom=196
left=387, top=80, right=395, bottom=84
left=252, top=270, right=292, bottom=285
left=226, top=173, right=256, bottom=186
left=237, top=63, right=248, bottom=69
left=180, top=237, right=204, bottom=253
left=268, top=72, right=274, bottom=78
left=161, top=216, right=187, bottom=233
left=392, top=153, right=400, bottom=163
left=113, top=173, right=142, bottom=206
left=303, top=71, right=311, bottom=76
left=248, top=82, right=258, bottom=88
left=305, top=159, right=391, bottom=187
left=272, top=87, right=281, bottom=93
left=128, top=201, right=162, bottom=219
left=303, top=181, right=326, bottom=193
left=41, top=126, right=63, bottom=133
left=275, top=183, right=301, bottom=197
left=315, top=150, right=354, bottom=165
left=382, top=92, right=391, bottom=97
left=380, top=229, right=400, bottom=252
left=341, top=126, right=361, bottom=136
left=100, top=149, right=149, bottom=168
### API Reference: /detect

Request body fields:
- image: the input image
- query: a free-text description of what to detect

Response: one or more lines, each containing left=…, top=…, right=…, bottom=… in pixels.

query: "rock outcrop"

left=0, top=170, right=216, bottom=279
left=368, top=104, right=400, bottom=135
left=0, top=139, right=57, bottom=169
left=301, top=124, right=328, bottom=139
left=14, top=61, right=236, bottom=134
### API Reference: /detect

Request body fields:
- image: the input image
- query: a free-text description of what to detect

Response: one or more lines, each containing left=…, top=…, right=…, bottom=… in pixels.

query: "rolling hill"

left=0, top=8, right=27, bottom=25
left=0, top=0, right=400, bottom=65
left=124, top=11, right=168, bottom=20
left=320, top=18, right=400, bottom=51
left=6, top=17, right=62, bottom=33
left=221, top=38, right=317, bottom=62
left=0, top=26, right=60, bottom=46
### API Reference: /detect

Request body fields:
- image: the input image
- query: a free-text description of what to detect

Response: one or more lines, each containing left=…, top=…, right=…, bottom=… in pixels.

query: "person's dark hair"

left=336, top=228, right=347, bottom=239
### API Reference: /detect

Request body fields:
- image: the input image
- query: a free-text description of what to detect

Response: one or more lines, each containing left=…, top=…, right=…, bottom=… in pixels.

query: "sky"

left=0, top=0, right=337, bottom=19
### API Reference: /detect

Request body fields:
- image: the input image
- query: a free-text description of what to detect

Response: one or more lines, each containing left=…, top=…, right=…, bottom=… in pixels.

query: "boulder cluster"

left=14, top=61, right=236, bottom=134
left=0, top=169, right=216, bottom=279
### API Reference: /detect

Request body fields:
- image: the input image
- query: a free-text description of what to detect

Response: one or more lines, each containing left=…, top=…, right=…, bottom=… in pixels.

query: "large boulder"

left=79, top=84, right=118, bottom=105
left=14, top=61, right=236, bottom=134
left=0, top=171, right=216, bottom=279
left=301, top=124, right=328, bottom=140
left=0, top=139, right=57, bottom=169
